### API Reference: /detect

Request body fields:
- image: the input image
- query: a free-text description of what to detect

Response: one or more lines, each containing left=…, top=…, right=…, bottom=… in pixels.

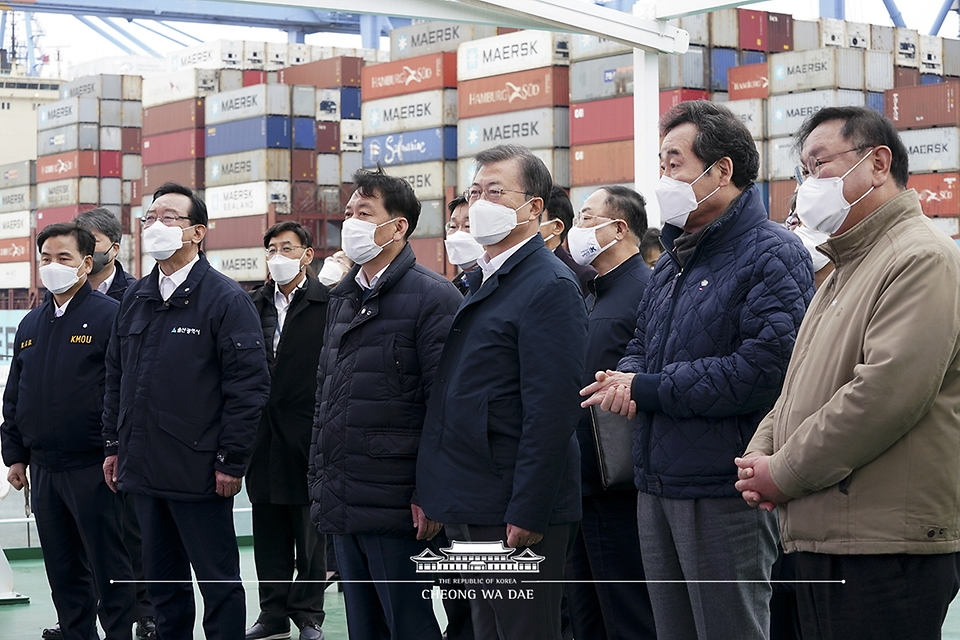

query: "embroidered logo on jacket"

left=171, top=327, right=201, bottom=335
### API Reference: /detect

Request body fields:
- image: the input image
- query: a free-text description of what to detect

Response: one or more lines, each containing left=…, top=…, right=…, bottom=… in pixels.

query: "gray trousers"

left=637, top=493, right=778, bottom=640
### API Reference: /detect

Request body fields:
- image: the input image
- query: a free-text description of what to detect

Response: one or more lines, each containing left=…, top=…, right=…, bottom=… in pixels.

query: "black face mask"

left=90, top=249, right=113, bottom=275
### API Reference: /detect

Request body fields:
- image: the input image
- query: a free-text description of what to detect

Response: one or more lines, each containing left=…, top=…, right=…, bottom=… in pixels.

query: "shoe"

left=299, top=622, right=325, bottom=640
left=136, top=616, right=157, bottom=639
left=245, top=621, right=291, bottom=640
left=41, top=623, right=62, bottom=640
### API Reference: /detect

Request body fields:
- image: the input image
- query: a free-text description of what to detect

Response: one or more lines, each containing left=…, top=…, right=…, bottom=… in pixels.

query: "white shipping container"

left=384, top=161, right=456, bottom=202
left=100, top=100, right=122, bottom=127
left=0, top=262, right=31, bottom=289
left=121, top=101, right=142, bottom=128
left=900, top=128, right=960, bottom=173
left=769, top=48, right=865, bottom=94
left=340, top=120, right=363, bottom=152
left=362, top=90, right=458, bottom=136
left=411, top=200, right=445, bottom=238
left=37, top=178, right=99, bottom=208
left=0, top=186, right=34, bottom=214
left=243, top=41, right=266, bottom=70
left=266, top=42, right=289, bottom=70
left=709, top=9, right=739, bottom=49
left=569, top=53, right=634, bottom=102
left=316, top=154, right=341, bottom=186
left=570, top=34, right=632, bottom=61
left=920, top=35, right=944, bottom=75
left=206, top=149, right=292, bottom=188
left=206, top=181, right=291, bottom=220
left=457, top=148, right=570, bottom=190
left=310, top=46, right=336, bottom=62
left=142, top=69, right=219, bottom=108
left=458, top=107, right=569, bottom=158
left=793, top=20, right=819, bottom=52
left=945, top=39, right=960, bottom=77
left=865, top=51, right=894, bottom=92
left=292, top=85, right=315, bottom=117
left=205, top=84, right=291, bottom=125
left=101, top=178, right=122, bottom=205
left=315, top=89, right=344, bottom=122
left=288, top=44, right=312, bottom=66
left=457, top=30, right=570, bottom=81
left=38, top=124, right=100, bottom=156
left=208, top=247, right=267, bottom=282
left=0, top=161, right=35, bottom=190
left=100, top=127, right=121, bottom=152
left=659, top=46, right=707, bottom=90
left=122, top=180, right=132, bottom=205
left=819, top=18, right=846, bottom=47
left=724, top=99, right=765, bottom=140
left=169, top=39, right=243, bottom=72
left=930, top=217, right=959, bottom=236
left=871, top=25, right=895, bottom=53
left=896, top=29, right=919, bottom=68
left=61, top=74, right=122, bottom=100
left=122, top=75, right=142, bottom=101
left=122, top=155, right=142, bottom=180
left=678, top=14, right=709, bottom=47
left=390, top=21, right=497, bottom=60
left=0, top=211, right=33, bottom=239
left=766, top=136, right=799, bottom=180
left=767, top=90, right=866, bottom=137
left=219, top=69, right=244, bottom=92
left=846, top=22, right=870, bottom=49
left=37, top=97, right=100, bottom=131
left=341, top=152, right=362, bottom=184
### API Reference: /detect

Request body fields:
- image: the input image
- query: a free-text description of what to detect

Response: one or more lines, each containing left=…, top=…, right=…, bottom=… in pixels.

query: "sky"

left=3, top=0, right=958, bottom=77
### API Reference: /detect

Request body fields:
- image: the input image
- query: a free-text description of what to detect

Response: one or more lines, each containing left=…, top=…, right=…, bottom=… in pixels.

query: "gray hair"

left=74, top=207, right=122, bottom=244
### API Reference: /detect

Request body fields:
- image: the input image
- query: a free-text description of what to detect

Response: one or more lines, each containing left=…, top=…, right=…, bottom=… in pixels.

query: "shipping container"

left=793, top=20, right=819, bottom=52
left=899, top=128, right=960, bottom=173
left=363, top=127, right=458, bottom=167
left=316, top=154, right=341, bottom=186
left=243, top=70, right=267, bottom=87
left=390, top=21, right=497, bottom=60
left=143, top=98, right=205, bottom=136
left=291, top=149, right=317, bottom=183
left=659, top=89, right=710, bottom=116
left=819, top=18, right=845, bottom=47
left=100, top=100, right=122, bottom=128
left=929, top=217, right=959, bottom=236
left=0, top=236, right=33, bottom=264
left=37, top=124, right=100, bottom=156
left=896, top=29, right=919, bottom=69
left=768, top=179, right=795, bottom=223
left=341, top=152, right=363, bottom=184
left=0, top=211, right=32, bottom=239
left=37, top=178, right=99, bottom=208
left=207, top=246, right=267, bottom=282
left=458, top=107, right=569, bottom=157
left=121, top=128, right=141, bottom=154
left=97, top=151, right=121, bottom=178
left=459, top=67, right=569, bottom=119
left=768, top=48, right=865, bottom=94
left=920, top=35, right=945, bottom=75
left=142, top=129, right=205, bottom=165
left=361, top=52, right=457, bottom=101
left=362, top=90, right=458, bottom=136
left=766, top=12, right=793, bottom=53
left=0, top=161, right=36, bottom=190
left=278, top=56, right=363, bottom=89
left=291, top=85, right=315, bottom=117
left=288, top=43, right=311, bottom=66
left=206, top=181, right=291, bottom=220
left=570, top=140, right=634, bottom=186
left=205, top=116, right=292, bottom=156
left=121, top=100, right=142, bottom=128
left=142, top=69, right=219, bottom=108
left=728, top=63, right=770, bottom=100
left=142, top=159, right=205, bottom=191
left=945, top=39, right=960, bottom=77
left=408, top=237, right=445, bottom=275
left=569, top=34, right=631, bottom=61
left=569, top=54, right=633, bottom=102
left=457, top=30, right=569, bottom=81
left=570, top=97, right=633, bottom=145
left=865, top=51, right=895, bottom=92
left=219, top=69, right=244, bottom=92
left=316, top=121, right=340, bottom=154
left=340, top=120, right=363, bottom=151
left=910, top=172, right=959, bottom=217
left=871, top=25, right=896, bottom=52
left=885, top=84, right=960, bottom=129
left=100, top=127, right=121, bottom=152
left=101, top=178, right=122, bottom=205
left=169, top=39, right=242, bottom=72
left=866, top=91, right=885, bottom=113
left=710, top=49, right=739, bottom=92
left=766, top=136, right=798, bottom=181
left=895, top=66, right=921, bottom=88
left=266, top=42, right=289, bottom=71
left=60, top=74, right=122, bottom=100
left=120, top=75, right=142, bottom=101
left=767, top=89, right=865, bottom=137
left=846, top=22, right=870, bottom=49
left=292, top=117, right=317, bottom=150
left=679, top=14, right=710, bottom=46
left=205, top=214, right=269, bottom=250
left=205, top=149, right=292, bottom=188
left=922, top=74, right=944, bottom=85
left=37, top=97, right=99, bottom=131
left=315, top=87, right=362, bottom=121
left=36, top=204, right=95, bottom=228
left=0, top=260, right=31, bottom=288
left=205, top=83, right=291, bottom=126
left=291, top=182, right=318, bottom=216
left=660, top=45, right=707, bottom=90
left=724, top=98, right=765, bottom=139
left=410, top=200, right=445, bottom=239
left=738, top=9, right=767, bottom=52
left=243, top=41, right=266, bottom=71
left=709, top=9, right=739, bottom=49
left=382, top=161, right=456, bottom=201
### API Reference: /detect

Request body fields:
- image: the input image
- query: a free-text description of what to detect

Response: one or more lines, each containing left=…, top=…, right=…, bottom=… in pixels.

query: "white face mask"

left=567, top=219, right=618, bottom=266
left=341, top=217, right=396, bottom=265
left=318, top=258, right=346, bottom=287
left=40, top=262, right=84, bottom=295
left=469, top=197, right=534, bottom=246
left=794, top=225, right=831, bottom=272
left=267, top=253, right=305, bottom=286
left=143, top=222, right=191, bottom=261
left=795, top=150, right=875, bottom=235
left=654, top=161, right=720, bottom=228
left=444, top=230, right=484, bottom=269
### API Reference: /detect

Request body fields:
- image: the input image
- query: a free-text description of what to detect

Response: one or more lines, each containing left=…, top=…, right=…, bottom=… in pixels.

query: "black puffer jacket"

left=309, top=243, right=461, bottom=538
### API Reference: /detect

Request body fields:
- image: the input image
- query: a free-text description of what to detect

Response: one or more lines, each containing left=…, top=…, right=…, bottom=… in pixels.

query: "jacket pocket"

left=145, top=410, right=219, bottom=496
left=366, top=429, right=419, bottom=458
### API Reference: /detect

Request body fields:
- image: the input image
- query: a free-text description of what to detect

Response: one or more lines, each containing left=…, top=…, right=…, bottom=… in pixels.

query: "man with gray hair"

left=418, top=144, right=587, bottom=639
left=74, top=208, right=137, bottom=302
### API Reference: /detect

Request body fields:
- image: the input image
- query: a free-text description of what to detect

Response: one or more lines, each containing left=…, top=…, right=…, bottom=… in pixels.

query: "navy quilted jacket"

left=619, top=185, right=814, bottom=499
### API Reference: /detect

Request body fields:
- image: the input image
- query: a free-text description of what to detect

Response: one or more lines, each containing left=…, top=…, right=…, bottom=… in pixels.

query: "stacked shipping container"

left=0, top=161, right=37, bottom=295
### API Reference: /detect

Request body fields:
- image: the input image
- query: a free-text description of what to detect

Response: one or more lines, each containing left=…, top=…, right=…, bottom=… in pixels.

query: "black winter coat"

left=105, top=260, right=137, bottom=302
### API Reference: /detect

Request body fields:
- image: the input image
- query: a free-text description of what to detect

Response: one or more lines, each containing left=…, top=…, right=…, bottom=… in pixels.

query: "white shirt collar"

left=159, top=254, right=200, bottom=293
left=54, top=296, right=72, bottom=317
left=97, top=266, right=117, bottom=295
left=355, top=262, right=391, bottom=291
left=476, top=234, right=539, bottom=283
left=274, top=274, right=307, bottom=308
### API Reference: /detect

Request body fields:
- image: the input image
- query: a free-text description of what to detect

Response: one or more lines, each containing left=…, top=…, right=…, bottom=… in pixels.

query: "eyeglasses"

left=797, top=147, right=866, bottom=179
left=265, top=245, right=306, bottom=258
left=140, top=214, right=191, bottom=228
left=573, top=212, right=618, bottom=227
left=445, top=222, right=468, bottom=234
left=463, top=187, right=528, bottom=203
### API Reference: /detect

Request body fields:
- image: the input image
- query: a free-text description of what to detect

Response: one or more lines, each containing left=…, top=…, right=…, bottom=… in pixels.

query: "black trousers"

left=794, top=551, right=960, bottom=640
left=32, top=463, right=136, bottom=640
left=117, top=490, right=154, bottom=619
left=135, top=494, right=244, bottom=640
left=251, top=503, right=326, bottom=629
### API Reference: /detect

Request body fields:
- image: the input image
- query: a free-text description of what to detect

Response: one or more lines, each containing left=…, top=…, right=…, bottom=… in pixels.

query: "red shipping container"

left=885, top=84, right=960, bottom=130
left=361, top=52, right=457, bottom=101
left=36, top=204, right=96, bottom=229
left=121, top=127, right=142, bottom=154
left=142, top=159, right=205, bottom=192
left=204, top=214, right=269, bottom=250
left=570, top=140, right=635, bottom=187
left=132, top=179, right=143, bottom=204
left=659, top=89, right=710, bottom=116
left=292, top=150, right=317, bottom=182
left=99, top=151, right=122, bottom=178
left=738, top=9, right=768, bottom=52
left=279, top=57, right=363, bottom=89
left=458, top=67, right=570, bottom=119
left=36, top=151, right=99, bottom=183
left=894, top=67, right=921, bottom=88
left=768, top=180, right=796, bottom=223
left=570, top=96, right=634, bottom=146
left=911, top=172, right=959, bottom=217
left=728, top=64, right=769, bottom=100
left=119, top=204, right=132, bottom=235
left=316, top=122, right=340, bottom=154
left=292, top=182, right=319, bottom=216
left=0, top=237, right=32, bottom=263
left=766, top=12, right=793, bottom=53
left=143, top=99, right=205, bottom=136
left=243, top=70, right=268, bottom=87
left=409, top=237, right=445, bottom=275
left=142, top=129, right=205, bottom=166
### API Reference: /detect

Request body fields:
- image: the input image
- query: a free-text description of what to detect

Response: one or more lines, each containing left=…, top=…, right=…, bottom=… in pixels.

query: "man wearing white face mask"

left=736, top=107, right=960, bottom=640
left=3, top=223, right=137, bottom=640
left=540, top=185, right=596, bottom=297
left=444, top=194, right=481, bottom=295
left=581, top=101, right=814, bottom=640
left=310, top=167, right=461, bottom=640
left=103, top=182, right=270, bottom=640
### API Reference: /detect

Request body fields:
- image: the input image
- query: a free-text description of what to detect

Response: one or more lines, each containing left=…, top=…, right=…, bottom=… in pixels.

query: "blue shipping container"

left=740, top=51, right=767, bottom=66
left=363, top=127, right=457, bottom=167
left=866, top=91, right=884, bottom=113
left=757, top=182, right=769, bottom=216
left=205, top=116, right=291, bottom=156
left=341, top=88, right=361, bottom=120
left=293, top=117, right=317, bottom=150
left=710, top=48, right=739, bottom=92
left=920, top=74, right=943, bottom=85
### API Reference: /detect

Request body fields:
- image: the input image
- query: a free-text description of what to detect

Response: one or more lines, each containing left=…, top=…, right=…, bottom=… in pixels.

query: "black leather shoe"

left=245, top=622, right=291, bottom=640
left=136, top=616, right=157, bottom=639
left=299, top=622, right=325, bottom=640
left=41, top=623, right=62, bottom=640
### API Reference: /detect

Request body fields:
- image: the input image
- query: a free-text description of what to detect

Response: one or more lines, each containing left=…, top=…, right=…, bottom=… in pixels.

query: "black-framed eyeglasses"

left=463, top=187, right=529, bottom=203
left=797, top=147, right=866, bottom=179
left=140, top=214, right=191, bottom=228
left=265, top=245, right=307, bottom=258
